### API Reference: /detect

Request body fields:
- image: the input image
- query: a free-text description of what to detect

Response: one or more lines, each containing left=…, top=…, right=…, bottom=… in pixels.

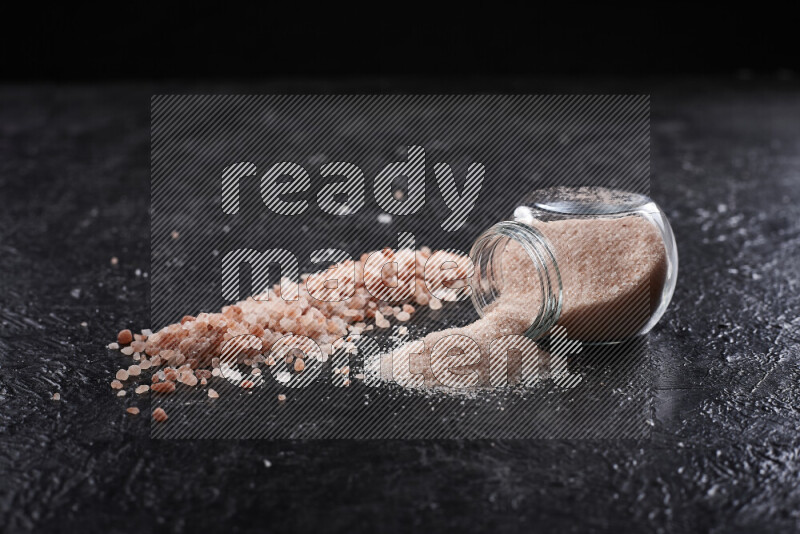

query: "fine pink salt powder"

left=110, top=216, right=667, bottom=400
left=387, top=216, right=667, bottom=388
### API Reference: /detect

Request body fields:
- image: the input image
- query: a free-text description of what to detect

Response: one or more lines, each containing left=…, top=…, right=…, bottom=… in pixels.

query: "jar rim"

left=517, top=187, right=656, bottom=217
left=469, top=221, right=563, bottom=340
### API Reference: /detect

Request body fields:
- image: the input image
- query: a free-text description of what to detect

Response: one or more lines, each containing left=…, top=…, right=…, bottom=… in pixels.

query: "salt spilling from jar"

left=384, top=187, right=678, bottom=388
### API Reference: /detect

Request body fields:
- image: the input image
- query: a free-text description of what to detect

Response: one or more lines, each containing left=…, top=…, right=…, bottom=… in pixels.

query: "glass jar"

left=468, top=187, right=678, bottom=343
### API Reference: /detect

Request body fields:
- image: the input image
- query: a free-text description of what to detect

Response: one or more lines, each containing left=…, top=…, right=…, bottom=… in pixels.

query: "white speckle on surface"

left=377, top=213, right=392, bottom=224
left=263, top=459, right=272, bottom=468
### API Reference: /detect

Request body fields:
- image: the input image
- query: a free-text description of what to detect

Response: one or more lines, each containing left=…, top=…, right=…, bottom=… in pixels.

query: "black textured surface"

left=1, top=80, right=799, bottom=533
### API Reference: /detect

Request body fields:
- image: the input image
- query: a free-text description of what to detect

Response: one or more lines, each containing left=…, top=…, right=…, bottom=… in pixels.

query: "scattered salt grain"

left=117, top=329, right=133, bottom=345
left=128, top=365, right=141, bottom=376
left=126, top=407, right=140, bottom=415
left=52, top=392, right=60, bottom=401
left=107, top=342, right=119, bottom=350
left=208, top=389, right=219, bottom=399
left=116, top=369, right=129, bottom=381
left=277, top=394, right=287, bottom=402
left=110, top=256, right=119, bottom=266
left=152, top=408, right=168, bottom=422
left=151, top=382, right=176, bottom=394
left=135, top=385, right=149, bottom=395
left=117, top=390, right=126, bottom=397
left=377, top=213, right=392, bottom=224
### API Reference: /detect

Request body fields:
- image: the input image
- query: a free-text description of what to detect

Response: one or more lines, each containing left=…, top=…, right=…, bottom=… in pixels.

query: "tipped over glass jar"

left=468, top=187, right=678, bottom=344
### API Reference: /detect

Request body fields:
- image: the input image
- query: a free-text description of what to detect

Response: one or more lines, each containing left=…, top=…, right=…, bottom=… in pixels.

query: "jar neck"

left=469, top=221, right=563, bottom=339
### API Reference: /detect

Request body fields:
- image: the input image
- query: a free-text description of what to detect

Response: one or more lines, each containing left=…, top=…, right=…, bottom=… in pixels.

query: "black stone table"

left=1, top=79, right=799, bottom=533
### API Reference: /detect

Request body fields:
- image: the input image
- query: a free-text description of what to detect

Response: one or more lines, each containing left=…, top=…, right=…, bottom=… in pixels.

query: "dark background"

left=2, top=7, right=797, bottom=81
left=2, top=9, right=800, bottom=534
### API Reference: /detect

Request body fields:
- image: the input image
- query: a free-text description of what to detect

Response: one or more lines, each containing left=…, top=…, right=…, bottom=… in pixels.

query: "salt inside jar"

left=468, top=187, right=678, bottom=344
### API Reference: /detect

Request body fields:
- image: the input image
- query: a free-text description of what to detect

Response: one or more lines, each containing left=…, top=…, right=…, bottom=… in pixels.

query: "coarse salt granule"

left=117, top=329, right=133, bottom=345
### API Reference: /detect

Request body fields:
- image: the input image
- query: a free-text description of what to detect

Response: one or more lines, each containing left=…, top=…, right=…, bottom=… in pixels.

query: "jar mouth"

left=515, top=187, right=656, bottom=218
left=469, top=221, right=563, bottom=340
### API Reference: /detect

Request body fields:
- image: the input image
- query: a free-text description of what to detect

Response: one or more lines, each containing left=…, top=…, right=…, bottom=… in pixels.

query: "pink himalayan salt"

left=134, top=248, right=454, bottom=366
left=389, top=216, right=667, bottom=388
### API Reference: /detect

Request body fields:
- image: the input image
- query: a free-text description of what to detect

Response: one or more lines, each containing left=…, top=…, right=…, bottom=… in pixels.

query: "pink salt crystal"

left=117, top=329, right=133, bottom=345
left=120, top=346, right=134, bottom=356
left=151, top=382, right=176, bottom=394
left=396, top=311, right=411, bottom=322
left=127, top=407, right=140, bottom=415
left=139, top=359, right=152, bottom=370
left=428, top=298, right=442, bottom=311
left=128, top=365, right=141, bottom=376
left=277, top=394, right=287, bottom=402
left=117, top=390, right=126, bottom=397
left=116, top=369, right=129, bottom=381
left=135, top=385, right=149, bottom=394
left=208, top=389, right=219, bottom=398
left=52, top=392, right=60, bottom=401
left=111, top=380, right=123, bottom=389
